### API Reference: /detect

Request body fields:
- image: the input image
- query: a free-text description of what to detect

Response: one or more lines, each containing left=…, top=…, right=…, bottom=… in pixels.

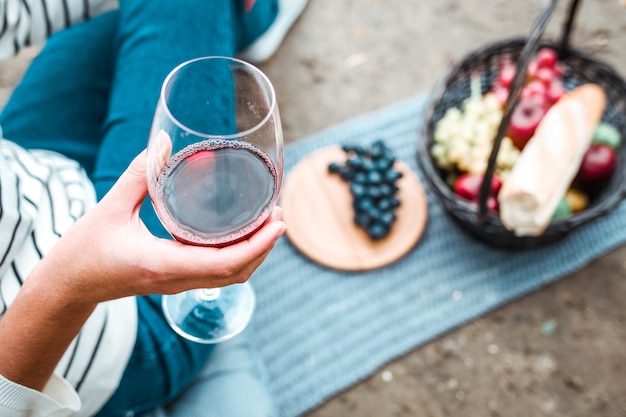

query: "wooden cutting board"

left=280, top=145, right=428, bottom=271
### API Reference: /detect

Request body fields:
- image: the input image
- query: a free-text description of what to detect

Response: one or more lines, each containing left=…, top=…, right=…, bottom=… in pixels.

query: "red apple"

left=454, top=173, right=502, bottom=212
left=486, top=196, right=499, bottom=212
left=526, top=59, right=539, bottom=80
left=454, top=173, right=482, bottom=201
left=498, top=60, right=517, bottom=88
left=521, top=80, right=548, bottom=101
left=535, top=48, right=558, bottom=69
left=546, top=79, right=566, bottom=104
left=576, top=143, right=617, bottom=187
left=535, top=67, right=555, bottom=85
left=491, top=83, right=510, bottom=107
left=507, top=96, right=549, bottom=150
left=553, top=62, right=566, bottom=78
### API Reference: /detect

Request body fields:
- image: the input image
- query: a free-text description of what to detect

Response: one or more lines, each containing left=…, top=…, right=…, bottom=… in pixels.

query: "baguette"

left=498, top=84, right=607, bottom=236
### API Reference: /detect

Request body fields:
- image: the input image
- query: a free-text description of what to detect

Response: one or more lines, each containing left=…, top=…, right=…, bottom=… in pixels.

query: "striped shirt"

left=0, top=138, right=137, bottom=417
left=0, top=0, right=118, bottom=60
left=0, top=3, right=138, bottom=415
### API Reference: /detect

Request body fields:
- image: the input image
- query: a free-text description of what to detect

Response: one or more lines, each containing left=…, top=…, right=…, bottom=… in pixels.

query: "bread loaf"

left=498, top=84, right=607, bottom=236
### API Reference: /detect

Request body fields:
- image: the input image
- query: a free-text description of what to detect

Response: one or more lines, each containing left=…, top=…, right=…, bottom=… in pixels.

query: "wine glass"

left=146, top=56, right=284, bottom=343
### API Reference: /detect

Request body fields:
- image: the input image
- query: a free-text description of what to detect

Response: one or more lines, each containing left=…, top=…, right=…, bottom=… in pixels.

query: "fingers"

left=150, top=207, right=286, bottom=290
left=224, top=206, right=286, bottom=261
left=171, top=205, right=285, bottom=261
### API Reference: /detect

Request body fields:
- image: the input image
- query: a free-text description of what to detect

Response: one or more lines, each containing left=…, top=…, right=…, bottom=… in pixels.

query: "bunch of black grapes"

left=328, top=140, right=402, bottom=240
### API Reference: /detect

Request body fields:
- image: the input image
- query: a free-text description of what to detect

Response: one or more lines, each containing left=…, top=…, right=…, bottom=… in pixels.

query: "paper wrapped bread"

left=499, top=84, right=607, bottom=236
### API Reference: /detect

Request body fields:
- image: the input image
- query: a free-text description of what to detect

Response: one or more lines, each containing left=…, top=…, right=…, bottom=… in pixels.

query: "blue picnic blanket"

left=250, top=94, right=626, bottom=417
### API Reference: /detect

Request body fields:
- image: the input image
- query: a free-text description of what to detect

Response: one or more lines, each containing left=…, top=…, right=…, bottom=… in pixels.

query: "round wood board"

left=280, top=145, right=428, bottom=271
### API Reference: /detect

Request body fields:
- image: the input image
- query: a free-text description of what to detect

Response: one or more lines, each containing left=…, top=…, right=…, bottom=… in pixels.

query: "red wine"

left=153, top=139, right=278, bottom=246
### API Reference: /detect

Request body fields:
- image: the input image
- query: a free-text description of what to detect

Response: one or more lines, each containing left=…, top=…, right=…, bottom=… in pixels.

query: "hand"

left=0, top=150, right=285, bottom=392
left=35, top=150, right=286, bottom=307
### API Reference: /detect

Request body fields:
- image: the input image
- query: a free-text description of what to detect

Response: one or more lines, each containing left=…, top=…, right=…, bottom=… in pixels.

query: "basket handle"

left=477, top=0, right=561, bottom=222
left=559, top=0, right=582, bottom=56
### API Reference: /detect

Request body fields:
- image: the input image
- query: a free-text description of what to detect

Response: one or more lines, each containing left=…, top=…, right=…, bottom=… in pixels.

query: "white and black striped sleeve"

left=0, top=0, right=118, bottom=60
left=0, top=140, right=137, bottom=417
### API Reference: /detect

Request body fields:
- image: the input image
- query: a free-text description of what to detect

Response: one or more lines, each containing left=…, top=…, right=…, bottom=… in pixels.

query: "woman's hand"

left=0, top=150, right=285, bottom=392
left=36, top=150, right=286, bottom=307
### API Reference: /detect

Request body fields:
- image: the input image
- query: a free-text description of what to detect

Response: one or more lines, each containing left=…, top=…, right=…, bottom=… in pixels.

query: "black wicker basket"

left=417, top=0, right=626, bottom=250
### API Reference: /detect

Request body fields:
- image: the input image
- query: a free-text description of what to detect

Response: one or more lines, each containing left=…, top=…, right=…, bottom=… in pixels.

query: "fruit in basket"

left=507, top=96, right=549, bottom=149
left=592, top=122, right=621, bottom=149
left=534, top=47, right=558, bottom=69
left=431, top=89, right=520, bottom=177
left=564, top=188, right=589, bottom=213
left=552, top=189, right=589, bottom=220
left=454, top=173, right=502, bottom=212
left=432, top=42, right=620, bottom=227
left=551, top=197, right=571, bottom=220
left=492, top=47, right=568, bottom=148
left=499, top=58, right=516, bottom=87
left=521, top=79, right=548, bottom=101
left=575, top=143, right=617, bottom=188
left=546, top=78, right=567, bottom=103
left=499, top=84, right=607, bottom=236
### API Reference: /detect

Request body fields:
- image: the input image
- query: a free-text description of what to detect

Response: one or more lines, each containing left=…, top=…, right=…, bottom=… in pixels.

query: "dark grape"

left=328, top=162, right=341, bottom=174
left=378, top=184, right=394, bottom=197
left=379, top=211, right=396, bottom=226
left=328, top=139, right=403, bottom=241
left=375, top=157, right=394, bottom=172
left=354, top=197, right=374, bottom=212
left=367, top=186, right=383, bottom=199
left=384, top=169, right=403, bottom=183
left=353, top=171, right=367, bottom=184
left=354, top=211, right=371, bottom=228
left=367, top=170, right=383, bottom=184
left=368, top=222, right=389, bottom=240
left=339, top=166, right=353, bottom=181
left=349, top=182, right=366, bottom=198
left=377, top=198, right=393, bottom=211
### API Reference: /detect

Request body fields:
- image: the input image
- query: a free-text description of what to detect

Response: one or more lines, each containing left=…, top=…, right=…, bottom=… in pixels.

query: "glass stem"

left=196, top=288, right=221, bottom=301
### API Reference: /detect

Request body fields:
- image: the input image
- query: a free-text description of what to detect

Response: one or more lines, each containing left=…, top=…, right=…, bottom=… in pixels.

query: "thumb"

left=100, top=150, right=150, bottom=209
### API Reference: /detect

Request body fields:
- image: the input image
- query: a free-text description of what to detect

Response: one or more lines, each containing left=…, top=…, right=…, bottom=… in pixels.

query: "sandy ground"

left=1, top=1, right=626, bottom=416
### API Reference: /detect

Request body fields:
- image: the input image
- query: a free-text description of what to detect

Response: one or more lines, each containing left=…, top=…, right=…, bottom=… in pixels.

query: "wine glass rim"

left=159, top=55, right=278, bottom=140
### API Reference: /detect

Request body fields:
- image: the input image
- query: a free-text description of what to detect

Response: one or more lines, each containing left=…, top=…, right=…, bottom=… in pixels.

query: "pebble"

left=562, top=291, right=575, bottom=304
left=564, top=375, right=584, bottom=390
left=532, top=355, right=555, bottom=373
left=541, top=319, right=558, bottom=335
